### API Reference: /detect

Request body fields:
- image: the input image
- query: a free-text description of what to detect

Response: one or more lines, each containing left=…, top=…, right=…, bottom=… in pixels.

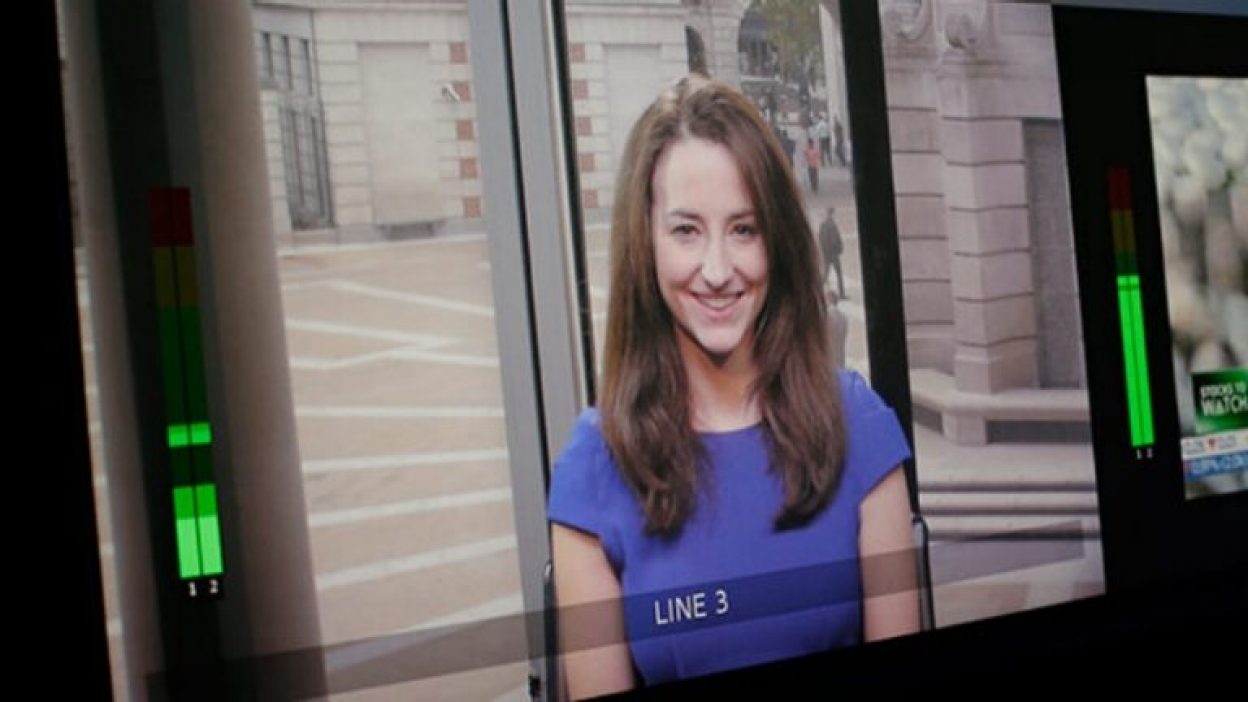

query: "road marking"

left=304, top=448, right=509, bottom=475
left=290, top=346, right=498, bottom=371
left=329, top=280, right=495, bottom=318
left=316, top=534, right=516, bottom=591
left=296, top=406, right=505, bottom=419
left=395, top=348, right=499, bottom=368
left=285, top=319, right=455, bottom=347
left=310, top=488, right=513, bottom=528
left=278, top=233, right=486, bottom=258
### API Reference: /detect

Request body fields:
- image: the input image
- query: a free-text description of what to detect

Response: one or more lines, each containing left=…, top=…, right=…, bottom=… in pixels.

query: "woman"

left=547, top=75, right=918, bottom=699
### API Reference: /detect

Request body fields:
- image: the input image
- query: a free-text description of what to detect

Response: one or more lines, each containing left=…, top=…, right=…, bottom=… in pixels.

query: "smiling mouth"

left=694, top=292, right=745, bottom=311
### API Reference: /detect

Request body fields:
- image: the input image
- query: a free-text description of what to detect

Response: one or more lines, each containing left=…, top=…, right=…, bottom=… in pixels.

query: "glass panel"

left=875, top=0, right=1105, bottom=627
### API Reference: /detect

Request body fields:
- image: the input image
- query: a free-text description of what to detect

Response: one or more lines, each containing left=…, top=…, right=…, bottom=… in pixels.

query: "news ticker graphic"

left=144, top=523, right=1088, bottom=697
left=1108, top=167, right=1155, bottom=449
left=150, top=188, right=224, bottom=593
left=1182, top=368, right=1248, bottom=482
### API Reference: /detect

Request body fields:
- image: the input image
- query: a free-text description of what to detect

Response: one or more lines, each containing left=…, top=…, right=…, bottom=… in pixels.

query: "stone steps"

left=921, top=490, right=1098, bottom=515
left=924, top=514, right=1100, bottom=540
left=918, top=479, right=1100, bottom=540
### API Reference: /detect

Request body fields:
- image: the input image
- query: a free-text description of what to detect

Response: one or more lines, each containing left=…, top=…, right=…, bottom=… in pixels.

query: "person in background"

left=819, top=206, right=846, bottom=301
left=805, top=138, right=821, bottom=194
left=833, top=113, right=847, bottom=167
left=815, top=113, right=831, bottom=167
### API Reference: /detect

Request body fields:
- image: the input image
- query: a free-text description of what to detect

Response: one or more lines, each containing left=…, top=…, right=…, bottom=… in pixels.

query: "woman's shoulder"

left=834, top=368, right=912, bottom=497
left=836, top=368, right=890, bottom=416
left=548, top=409, right=632, bottom=562
left=550, top=408, right=623, bottom=496
left=557, top=408, right=609, bottom=465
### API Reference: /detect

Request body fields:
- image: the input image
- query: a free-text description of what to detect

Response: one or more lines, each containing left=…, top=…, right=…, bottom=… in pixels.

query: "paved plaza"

left=80, top=162, right=1103, bottom=700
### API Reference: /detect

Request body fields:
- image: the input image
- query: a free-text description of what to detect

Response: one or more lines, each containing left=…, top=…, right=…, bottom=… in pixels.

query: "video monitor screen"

left=56, top=0, right=1163, bottom=698
left=1144, top=75, right=1248, bottom=499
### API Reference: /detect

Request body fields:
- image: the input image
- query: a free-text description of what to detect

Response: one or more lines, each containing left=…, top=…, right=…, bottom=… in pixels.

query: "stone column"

left=882, top=0, right=956, bottom=374
left=937, top=1, right=1039, bottom=440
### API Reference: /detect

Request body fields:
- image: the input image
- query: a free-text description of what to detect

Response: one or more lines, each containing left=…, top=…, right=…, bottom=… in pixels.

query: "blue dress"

left=547, top=369, right=911, bottom=684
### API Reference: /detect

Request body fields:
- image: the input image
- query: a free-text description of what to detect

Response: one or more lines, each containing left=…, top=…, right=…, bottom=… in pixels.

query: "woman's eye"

left=672, top=224, right=698, bottom=238
left=732, top=223, right=758, bottom=238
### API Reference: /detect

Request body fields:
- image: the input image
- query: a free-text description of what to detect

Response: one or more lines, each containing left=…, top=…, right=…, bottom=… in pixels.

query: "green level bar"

left=167, top=421, right=213, bottom=449
left=1128, top=284, right=1155, bottom=444
left=173, top=486, right=202, bottom=579
left=1117, top=275, right=1154, bottom=447
left=1117, top=279, right=1143, bottom=445
left=195, top=484, right=224, bottom=576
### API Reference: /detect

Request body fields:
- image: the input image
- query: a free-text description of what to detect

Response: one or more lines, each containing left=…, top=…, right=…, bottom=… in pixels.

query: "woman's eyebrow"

left=666, top=208, right=756, bottom=222
left=666, top=209, right=704, bottom=222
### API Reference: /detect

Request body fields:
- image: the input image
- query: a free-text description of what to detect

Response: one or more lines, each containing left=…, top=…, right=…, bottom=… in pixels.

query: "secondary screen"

left=1145, top=75, right=1248, bottom=499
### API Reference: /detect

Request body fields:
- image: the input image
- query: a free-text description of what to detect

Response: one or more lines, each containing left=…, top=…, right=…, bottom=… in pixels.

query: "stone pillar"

left=937, top=1, right=1039, bottom=409
left=881, top=0, right=955, bottom=374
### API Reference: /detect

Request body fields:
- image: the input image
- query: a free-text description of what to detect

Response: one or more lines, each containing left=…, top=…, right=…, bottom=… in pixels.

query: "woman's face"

left=650, top=136, right=769, bottom=366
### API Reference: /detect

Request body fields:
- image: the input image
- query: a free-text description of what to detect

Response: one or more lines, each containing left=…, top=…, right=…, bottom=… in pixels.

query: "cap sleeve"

left=546, top=409, right=625, bottom=571
left=838, top=370, right=913, bottom=500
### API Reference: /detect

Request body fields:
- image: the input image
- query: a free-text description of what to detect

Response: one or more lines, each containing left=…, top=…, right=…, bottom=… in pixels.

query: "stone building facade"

left=253, top=1, right=482, bottom=241
left=878, top=0, right=1087, bottom=443
left=251, top=0, right=754, bottom=238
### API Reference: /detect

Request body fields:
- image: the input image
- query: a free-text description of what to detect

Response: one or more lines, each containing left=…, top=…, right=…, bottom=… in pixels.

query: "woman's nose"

left=699, top=235, right=732, bottom=288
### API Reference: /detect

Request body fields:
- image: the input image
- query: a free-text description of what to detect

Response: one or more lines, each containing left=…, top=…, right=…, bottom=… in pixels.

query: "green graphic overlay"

left=152, top=190, right=224, bottom=583
left=1192, top=369, right=1248, bottom=435
left=1116, top=275, right=1154, bottom=446
left=1109, top=169, right=1154, bottom=448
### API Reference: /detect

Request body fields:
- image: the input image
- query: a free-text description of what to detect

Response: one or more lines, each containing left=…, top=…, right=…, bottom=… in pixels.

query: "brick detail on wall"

left=575, top=116, right=592, bottom=137
left=452, top=80, right=473, bottom=102
left=460, top=157, right=478, bottom=179
left=572, top=79, right=589, bottom=100
left=456, top=119, right=475, bottom=141
left=581, top=189, right=599, bottom=210
left=449, top=41, right=468, bottom=64
left=568, top=42, right=586, bottom=63
left=463, top=196, right=482, bottom=219
left=578, top=152, right=595, bottom=174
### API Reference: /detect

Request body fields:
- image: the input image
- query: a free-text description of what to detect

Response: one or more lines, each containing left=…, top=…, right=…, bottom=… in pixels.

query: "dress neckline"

left=696, top=421, right=765, bottom=439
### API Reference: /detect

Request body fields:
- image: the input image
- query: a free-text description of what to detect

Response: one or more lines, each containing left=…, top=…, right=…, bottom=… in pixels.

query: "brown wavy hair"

left=600, top=75, right=845, bottom=536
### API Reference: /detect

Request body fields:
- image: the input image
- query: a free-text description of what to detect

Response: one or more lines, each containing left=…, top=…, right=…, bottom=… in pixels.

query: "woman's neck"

left=677, top=332, right=762, bottom=432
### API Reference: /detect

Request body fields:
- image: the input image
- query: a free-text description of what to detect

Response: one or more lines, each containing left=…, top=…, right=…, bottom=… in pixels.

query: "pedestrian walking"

left=814, top=114, right=831, bottom=167
left=832, top=115, right=846, bottom=167
left=818, top=206, right=846, bottom=300
left=805, top=138, right=820, bottom=193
